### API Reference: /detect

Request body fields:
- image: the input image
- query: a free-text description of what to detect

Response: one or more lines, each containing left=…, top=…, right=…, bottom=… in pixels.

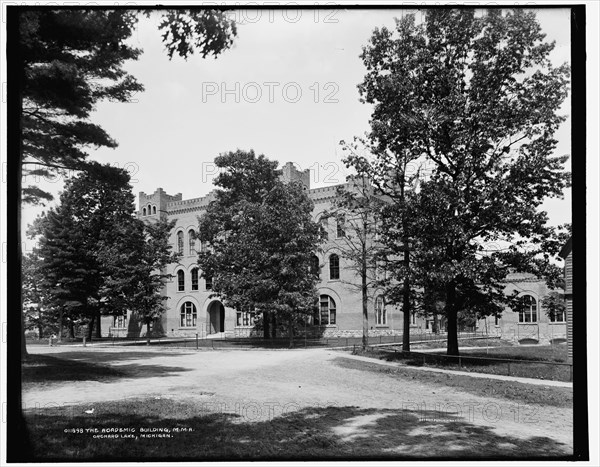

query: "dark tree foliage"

left=197, top=150, right=323, bottom=345
left=31, top=164, right=136, bottom=339
left=97, top=217, right=180, bottom=344
left=355, top=9, right=571, bottom=355
left=21, top=250, right=61, bottom=339
left=541, top=291, right=567, bottom=322
left=16, top=8, right=237, bottom=357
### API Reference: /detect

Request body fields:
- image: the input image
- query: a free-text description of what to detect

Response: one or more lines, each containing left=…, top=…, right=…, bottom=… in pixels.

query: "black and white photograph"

left=1, top=1, right=597, bottom=464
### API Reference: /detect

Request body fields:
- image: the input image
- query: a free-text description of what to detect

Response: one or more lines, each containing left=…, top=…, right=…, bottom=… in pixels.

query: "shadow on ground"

left=361, top=348, right=571, bottom=382
left=21, top=398, right=570, bottom=461
left=22, top=354, right=191, bottom=385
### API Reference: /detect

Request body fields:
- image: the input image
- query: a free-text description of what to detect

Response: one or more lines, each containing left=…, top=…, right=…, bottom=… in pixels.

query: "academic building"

left=102, top=162, right=566, bottom=344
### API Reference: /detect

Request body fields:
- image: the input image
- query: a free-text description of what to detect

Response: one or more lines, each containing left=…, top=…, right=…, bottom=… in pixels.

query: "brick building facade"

left=102, top=162, right=563, bottom=342
left=476, top=272, right=567, bottom=345
left=102, top=163, right=421, bottom=339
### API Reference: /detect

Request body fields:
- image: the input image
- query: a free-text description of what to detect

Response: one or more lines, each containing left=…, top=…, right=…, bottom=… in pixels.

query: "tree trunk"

left=288, top=317, right=294, bottom=349
left=271, top=313, right=277, bottom=339
left=58, top=307, right=63, bottom=342
left=18, top=148, right=28, bottom=359
left=263, top=311, right=270, bottom=339
left=87, top=314, right=94, bottom=341
left=362, top=250, right=369, bottom=350
left=446, top=282, right=459, bottom=356
left=402, top=249, right=411, bottom=352
left=95, top=309, right=102, bottom=338
left=146, top=321, right=151, bottom=346
left=69, top=321, right=75, bottom=339
left=433, top=313, right=439, bottom=334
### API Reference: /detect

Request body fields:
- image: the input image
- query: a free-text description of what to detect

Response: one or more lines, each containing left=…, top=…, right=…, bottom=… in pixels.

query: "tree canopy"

left=16, top=7, right=237, bottom=358
left=29, top=163, right=178, bottom=342
left=197, top=150, right=323, bottom=343
left=353, top=9, right=571, bottom=355
left=19, top=9, right=237, bottom=204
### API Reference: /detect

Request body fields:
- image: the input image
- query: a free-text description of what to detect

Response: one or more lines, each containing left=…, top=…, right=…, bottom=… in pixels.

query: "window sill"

left=178, top=327, right=197, bottom=330
left=375, top=325, right=389, bottom=328
left=548, top=322, right=566, bottom=325
left=517, top=322, right=538, bottom=325
left=327, top=279, right=341, bottom=283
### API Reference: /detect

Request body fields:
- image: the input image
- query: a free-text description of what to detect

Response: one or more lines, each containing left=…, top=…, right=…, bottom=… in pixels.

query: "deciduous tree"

left=97, top=217, right=180, bottom=344
left=357, top=9, right=570, bottom=355
left=197, top=150, right=323, bottom=346
left=16, top=7, right=237, bottom=357
left=322, top=174, right=386, bottom=350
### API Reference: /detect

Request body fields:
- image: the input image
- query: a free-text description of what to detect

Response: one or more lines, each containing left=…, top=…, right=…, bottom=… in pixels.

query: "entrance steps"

left=205, top=332, right=233, bottom=340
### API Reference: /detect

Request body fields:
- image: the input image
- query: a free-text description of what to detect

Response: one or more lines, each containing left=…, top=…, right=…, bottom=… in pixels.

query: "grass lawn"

left=22, top=354, right=126, bottom=388
left=22, top=396, right=570, bottom=461
left=353, top=344, right=571, bottom=382
left=411, top=337, right=514, bottom=350
left=334, top=357, right=572, bottom=409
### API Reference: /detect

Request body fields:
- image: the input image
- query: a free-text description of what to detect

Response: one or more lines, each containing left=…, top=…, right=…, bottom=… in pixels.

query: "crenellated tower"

left=138, top=188, right=182, bottom=221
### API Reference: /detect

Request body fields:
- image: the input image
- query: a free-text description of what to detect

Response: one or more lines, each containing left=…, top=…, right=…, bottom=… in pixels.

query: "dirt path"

left=23, top=346, right=573, bottom=454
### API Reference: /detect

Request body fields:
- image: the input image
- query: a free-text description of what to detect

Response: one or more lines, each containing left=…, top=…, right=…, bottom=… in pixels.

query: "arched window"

left=142, top=207, right=147, bottom=216
left=189, top=229, right=197, bottom=255
left=180, top=302, right=197, bottom=327
left=329, top=254, right=340, bottom=280
left=177, top=270, right=185, bottom=292
left=191, top=268, right=199, bottom=291
left=315, top=295, right=336, bottom=325
left=311, top=255, right=320, bottom=279
left=152, top=206, right=157, bottom=215
left=147, top=204, right=152, bottom=215
left=518, top=295, right=537, bottom=323
left=177, top=231, right=184, bottom=254
left=320, top=217, right=329, bottom=240
left=336, top=214, right=345, bottom=238
left=375, top=295, right=386, bottom=325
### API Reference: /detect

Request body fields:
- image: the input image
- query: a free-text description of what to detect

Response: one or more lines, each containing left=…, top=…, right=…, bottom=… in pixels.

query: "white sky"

left=19, top=7, right=572, bottom=232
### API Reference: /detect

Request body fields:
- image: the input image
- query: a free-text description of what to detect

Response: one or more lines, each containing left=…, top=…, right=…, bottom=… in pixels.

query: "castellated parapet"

left=280, top=161, right=311, bottom=190
left=138, top=188, right=182, bottom=220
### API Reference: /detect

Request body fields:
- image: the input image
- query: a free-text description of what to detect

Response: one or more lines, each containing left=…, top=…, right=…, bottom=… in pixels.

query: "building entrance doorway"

left=207, top=301, right=225, bottom=334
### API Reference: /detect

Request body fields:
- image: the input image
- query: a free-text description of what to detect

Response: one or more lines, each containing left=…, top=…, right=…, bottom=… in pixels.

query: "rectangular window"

left=114, top=315, right=127, bottom=328
left=329, top=255, right=340, bottom=280
left=205, top=275, right=212, bottom=291
left=320, top=218, right=329, bottom=240
left=549, top=311, right=565, bottom=322
left=236, top=310, right=254, bottom=327
left=191, top=269, right=199, bottom=291
left=336, top=215, right=345, bottom=238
